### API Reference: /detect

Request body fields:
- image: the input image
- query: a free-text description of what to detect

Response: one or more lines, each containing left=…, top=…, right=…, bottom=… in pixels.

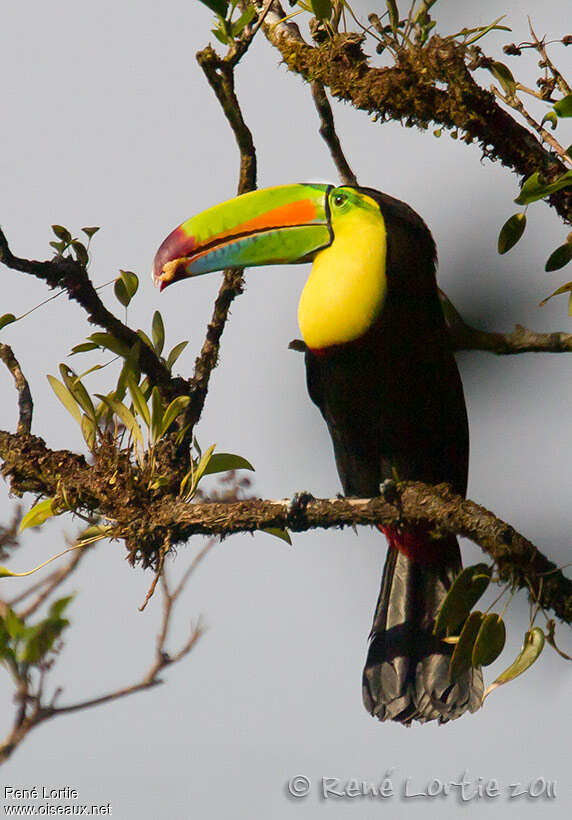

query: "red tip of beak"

left=153, top=226, right=196, bottom=289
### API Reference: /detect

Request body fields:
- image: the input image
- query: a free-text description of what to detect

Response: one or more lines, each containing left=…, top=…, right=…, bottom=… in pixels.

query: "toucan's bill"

left=152, top=183, right=334, bottom=289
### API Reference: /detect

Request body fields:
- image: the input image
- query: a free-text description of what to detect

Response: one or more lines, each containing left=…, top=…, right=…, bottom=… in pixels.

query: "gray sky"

left=1, top=1, right=571, bottom=818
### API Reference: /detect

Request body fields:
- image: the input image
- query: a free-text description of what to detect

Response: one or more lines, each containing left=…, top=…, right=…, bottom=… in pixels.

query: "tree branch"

left=257, top=2, right=572, bottom=224
left=311, top=81, right=358, bottom=185
left=0, top=230, right=178, bottom=397
left=0, top=344, right=33, bottom=434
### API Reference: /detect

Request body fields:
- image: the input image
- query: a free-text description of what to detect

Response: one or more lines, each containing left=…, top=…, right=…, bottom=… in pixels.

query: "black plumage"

left=304, top=188, right=483, bottom=724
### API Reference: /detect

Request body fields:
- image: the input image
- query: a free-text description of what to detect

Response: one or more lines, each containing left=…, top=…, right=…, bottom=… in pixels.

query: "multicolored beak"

left=152, top=184, right=333, bottom=290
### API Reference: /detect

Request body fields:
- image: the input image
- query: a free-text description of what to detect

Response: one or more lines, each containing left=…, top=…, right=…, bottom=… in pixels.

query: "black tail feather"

left=362, top=539, right=483, bottom=725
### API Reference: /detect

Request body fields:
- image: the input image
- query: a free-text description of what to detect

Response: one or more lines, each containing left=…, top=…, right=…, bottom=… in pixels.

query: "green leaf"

left=160, top=396, right=190, bottom=436
left=515, top=170, right=572, bottom=205
left=20, top=498, right=57, bottom=532
left=151, top=311, right=165, bottom=356
left=70, top=341, right=99, bottom=354
left=49, top=240, right=67, bottom=254
left=488, top=61, right=516, bottom=95
left=72, top=241, right=88, bottom=266
left=231, top=5, right=256, bottom=36
left=498, top=213, right=526, bottom=254
left=150, top=386, right=163, bottom=444
left=541, top=111, right=558, bottom=130
left=81, top=226, right=100, bottom=239
left=114, top=270, right=139, bottom=307
left=48, top=594, right=75, bottom=620
left=483, top=627, right=545, bottom=700
left=114, top=278, right=130, bottom=308
left=198, top=0, right=228, bottom=17
left=20, top=617, right=70, bottom=664
left=212, top=26, right=230, bottom=45
left=554, top=93, right=572, bottom=118
left=472, top=613, right=506, bottom=666
left=433, top=563, right=492, bottom=636
left=47, top=375, right=82, bottom=424
left=539, top=280, right=572, bottom=306
left=88, top=332, right=130, bottom=358
left=191, top=443, right=217, bottom=492
left=80, top=414, right=97, bottom=451
left=137, top=329, right=155, bottom=350
left=0, top=313, right=17, bottom=331
left=311, top=0, right=332, bottom=22
left=52, top=224, right=71, bottom=242
left=120, top=270, right=139, bottom=299
left=76, top=524, right=113, bottom=545
left=95, top=394, right=144, bottom=447
left=545, top=242, right=572, bottom=272
left=385, top=0, right=399, bottom=32
left=202, top=452, right=255, bottom=475
left=166, top=340, right=189, bottom=370
left=59, top=364, right=96, bottom=420
left=127, top=376, right=151, bottom=428
left=3, top=608, right=27, bottom=640
left=262, top=527, right=292, bottom=545
left=450, top=611, right=484, bottom=679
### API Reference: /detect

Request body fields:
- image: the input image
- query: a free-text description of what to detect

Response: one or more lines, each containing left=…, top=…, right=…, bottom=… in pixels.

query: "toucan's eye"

left=332, top=192, right=347, bottom=208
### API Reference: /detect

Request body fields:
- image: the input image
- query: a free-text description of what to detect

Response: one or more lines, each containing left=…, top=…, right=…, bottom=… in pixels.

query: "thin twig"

left=311, top=81, right=358, bottom=186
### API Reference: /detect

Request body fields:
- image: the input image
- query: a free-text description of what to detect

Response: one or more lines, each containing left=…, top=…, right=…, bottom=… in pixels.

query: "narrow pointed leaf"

left=434, top=564, right=492, bottom=636
left=59, top=364, right=96, bottom=420
left=166, top=340, right=189, bottom=370
left=150, top=386, right=163, bottom=444
left=49, top=594, right=75, bottom=619
left=472, top=613, right=506, bottom=666
left=450, top=611, right=484, bottom=679
left=70, top=341, right=99, bottom=354
left=127, top=376, right=151, bottom=428
left=202, top=452, right=255, bottom=475
left=88, top=332, right=130, bottom=358
left=385, top=0, right=398, bottom=31
left=137, top=329, right=155, bottom=350
left=160, top=396, right=190, bottom=436
left=95, top=394, right=144, bottom=446
left=515, top=170, right=572, bottom=205
left=483, top=627, right=545, bottom=700
left=151, top=311, right=165, bottom=356
left=539, top=280, right=572, bottom=306
left=498, top=213, right=526, bottom=254
left=80, top=414, right=97, bottom=451
left=189, top=443, right=217, bottom=495
left=47, top=375, right=82, bottom=424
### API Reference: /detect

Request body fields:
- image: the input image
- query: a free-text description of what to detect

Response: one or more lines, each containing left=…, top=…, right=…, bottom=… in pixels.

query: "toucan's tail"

left=362, top=528, right=483, bottom=725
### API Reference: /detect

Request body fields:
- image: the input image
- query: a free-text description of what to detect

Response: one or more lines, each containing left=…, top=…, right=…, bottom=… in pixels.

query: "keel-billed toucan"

left=153, top=183, right=483, bottom=724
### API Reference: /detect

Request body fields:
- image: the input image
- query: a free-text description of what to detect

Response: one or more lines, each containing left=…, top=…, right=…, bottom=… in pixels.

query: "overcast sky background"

left=1, top=1, right=572, bottom=818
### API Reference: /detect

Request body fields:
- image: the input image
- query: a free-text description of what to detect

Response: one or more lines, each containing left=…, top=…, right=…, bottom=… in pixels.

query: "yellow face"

left=297, top=187, right=388, bottom=350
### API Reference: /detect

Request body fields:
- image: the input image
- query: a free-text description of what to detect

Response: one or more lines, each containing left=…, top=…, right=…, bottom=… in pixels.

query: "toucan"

left=153, top=183, right=484, bottom=724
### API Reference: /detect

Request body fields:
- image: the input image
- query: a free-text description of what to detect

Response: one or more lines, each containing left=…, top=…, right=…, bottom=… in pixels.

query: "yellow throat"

left=297, top=191, right=387, bottom=350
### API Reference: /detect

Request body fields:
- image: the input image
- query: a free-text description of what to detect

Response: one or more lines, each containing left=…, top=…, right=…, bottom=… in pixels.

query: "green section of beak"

left=153, top=183, right=332, bottom=288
